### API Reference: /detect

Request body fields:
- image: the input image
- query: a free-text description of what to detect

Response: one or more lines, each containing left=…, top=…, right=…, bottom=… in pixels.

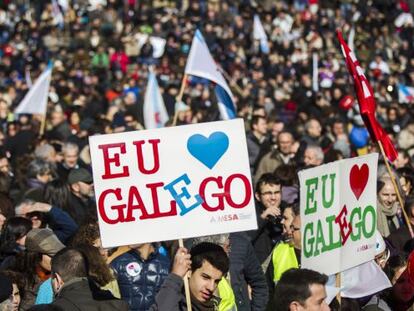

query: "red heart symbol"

left=349, top=164, right=369, bottom=200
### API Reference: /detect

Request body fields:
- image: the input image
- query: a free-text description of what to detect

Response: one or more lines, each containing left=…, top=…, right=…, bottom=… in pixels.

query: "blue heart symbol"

left=187, top=132, right=229, bottom=169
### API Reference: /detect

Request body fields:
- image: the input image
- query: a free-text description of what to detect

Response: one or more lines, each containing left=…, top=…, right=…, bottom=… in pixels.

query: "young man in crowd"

left=246, top=116, right=271, bottom=174
left=150, top=242, right=229, bottom=310
left=269, top=268, right=330, bottom=311
left=191, top=234, right=268, bottom=311
left=250, top=173, right=284, bottom=264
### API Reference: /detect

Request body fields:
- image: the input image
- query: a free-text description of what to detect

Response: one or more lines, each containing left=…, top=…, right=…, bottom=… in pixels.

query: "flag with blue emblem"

left=185, top=30, right=236, bottom=120
left=143, top=69, right=169, bottom=129
left=398, top=84, right=414, bottom=104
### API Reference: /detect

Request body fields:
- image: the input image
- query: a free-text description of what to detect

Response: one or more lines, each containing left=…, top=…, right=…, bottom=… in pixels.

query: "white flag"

left=185, top=30, right=236, bottom=120
left=312, top=53, right=319, bottom=92
left=253, top=15, right=270, bottom=54
left=15, top=66, right=52, bottom=115
left=143, top=69, right=169, bottom=129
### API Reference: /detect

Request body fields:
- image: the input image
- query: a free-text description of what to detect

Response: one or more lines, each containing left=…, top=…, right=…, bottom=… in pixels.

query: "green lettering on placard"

left=322, top=174, right=336, bottom=209
left=362, top=205, right=376, bottom=238
left=303, top=222, right=314, bottom=258
left=350, top=206, right=362, bottom=241
left=325, top=214, right=341, bottom=251
left=305, top=177, right=318, bottom=215
left=314, top=220, right=326, bottom=256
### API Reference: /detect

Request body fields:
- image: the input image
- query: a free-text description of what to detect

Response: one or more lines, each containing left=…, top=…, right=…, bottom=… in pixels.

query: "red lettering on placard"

left=133, top=139, right=161, bottom=174
left=199, top=176, right=225, bottom=211
left=98, top=143, right=129, bottom=179
left=98, top=183, right=178, bottom=224
left=335, top=204, right=353, bottom=245
left=98, top=188, right=126, bottom=224
left=125, top=186, right=151, bottom=221
left=146, top=182, right=177, bottom=217
left=225, top=174, right=251, bottom=208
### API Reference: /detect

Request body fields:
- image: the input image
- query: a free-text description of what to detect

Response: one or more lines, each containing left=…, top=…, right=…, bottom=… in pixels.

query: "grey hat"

left=25, top=228, right=65, bottom=256
left=68, top=168, right=93, bottom=185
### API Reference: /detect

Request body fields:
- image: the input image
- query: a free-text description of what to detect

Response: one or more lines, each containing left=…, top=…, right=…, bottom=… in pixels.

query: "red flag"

left=337, top=30, right=397, bottom=162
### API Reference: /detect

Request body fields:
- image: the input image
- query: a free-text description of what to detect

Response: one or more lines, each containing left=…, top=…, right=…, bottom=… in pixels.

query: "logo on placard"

left=210, top=212, right=253, bottom=223
left=187, top=132, right=229, bottom=169
left=126, top=262, right=141, bottom=277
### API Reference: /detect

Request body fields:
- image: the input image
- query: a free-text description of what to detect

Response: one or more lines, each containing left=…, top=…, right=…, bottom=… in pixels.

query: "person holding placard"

left=150, top=242, right=229, bottom=311
left=191, top=233, right=269, bottom=311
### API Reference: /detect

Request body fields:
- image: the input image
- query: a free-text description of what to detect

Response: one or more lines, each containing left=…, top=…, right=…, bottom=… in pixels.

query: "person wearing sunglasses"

left=67, top=168, right=96, bottom=226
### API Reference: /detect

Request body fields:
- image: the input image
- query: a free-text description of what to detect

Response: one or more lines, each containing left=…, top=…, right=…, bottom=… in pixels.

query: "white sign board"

left=299, top=153, right=378, bottom=275
left=89, top=119, right=257, bottom=248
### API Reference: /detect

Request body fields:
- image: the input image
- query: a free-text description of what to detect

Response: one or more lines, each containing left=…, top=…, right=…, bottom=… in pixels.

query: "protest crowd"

left=2, top=0, right=414, bottom=310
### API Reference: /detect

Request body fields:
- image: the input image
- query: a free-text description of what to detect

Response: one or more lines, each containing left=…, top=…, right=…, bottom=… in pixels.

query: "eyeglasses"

left=260, top=191, right=280, bottom=197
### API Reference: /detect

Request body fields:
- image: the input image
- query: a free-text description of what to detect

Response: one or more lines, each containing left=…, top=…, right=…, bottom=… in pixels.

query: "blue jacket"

left=48, top=206, right=78, bottom=244
left=111, top=246, right=170, bottom=311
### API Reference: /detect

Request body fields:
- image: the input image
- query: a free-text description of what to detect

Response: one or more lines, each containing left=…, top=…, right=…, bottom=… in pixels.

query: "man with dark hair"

left=150, top=242, right=229, bottom=310
left=51, top=248, right=128, bottom=310
left=246, top=115, right=271, bottom=174
left=67, top=168, right=96, bottom=225
left=269, top=268, right=330, bottom=311
left=249, top=173, right=283, bottom=264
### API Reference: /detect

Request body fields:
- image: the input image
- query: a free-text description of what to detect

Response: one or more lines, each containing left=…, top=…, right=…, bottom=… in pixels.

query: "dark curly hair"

left=69, top=222, right=100, bottom=247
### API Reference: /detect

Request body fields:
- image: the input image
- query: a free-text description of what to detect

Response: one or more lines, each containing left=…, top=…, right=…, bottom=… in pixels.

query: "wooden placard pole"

left=178, top=238, right=192, bottom=311
left=336, top=272, right=341, bottom=305
left=377, top=141, right=414, bottom=238
left=173, top=74, right=188, bottom=126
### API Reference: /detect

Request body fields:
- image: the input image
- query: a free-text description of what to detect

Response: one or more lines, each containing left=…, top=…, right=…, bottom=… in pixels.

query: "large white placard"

left=299, top=153, right=378, bottom=275
left=89, top=119, right=257, bottom=248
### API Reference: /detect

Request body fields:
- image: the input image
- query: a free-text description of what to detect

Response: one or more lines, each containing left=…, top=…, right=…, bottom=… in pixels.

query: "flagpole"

left=377, top=140, right=414, bottom=238
left=173, top=74, right=188, bottom=126
left=217, top=67, right=244, bottom=97
left=176, top=73, right=187, bottom=104
left=178, top=238, right=192, bottom=311
left=39, top=115, right=46, bottom=137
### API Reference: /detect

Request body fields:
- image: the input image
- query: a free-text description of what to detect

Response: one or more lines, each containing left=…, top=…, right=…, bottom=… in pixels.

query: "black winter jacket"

left=111, top=247, right=170, bottom=310
left=229, top=232, right=269, bottom=311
